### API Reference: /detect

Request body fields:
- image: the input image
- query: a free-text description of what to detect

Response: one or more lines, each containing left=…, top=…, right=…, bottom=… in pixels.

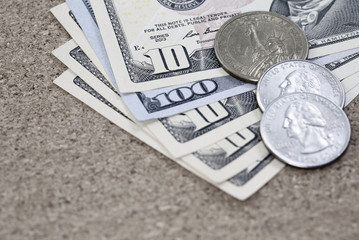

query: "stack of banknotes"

left=51, top=0, right=359, bottom=200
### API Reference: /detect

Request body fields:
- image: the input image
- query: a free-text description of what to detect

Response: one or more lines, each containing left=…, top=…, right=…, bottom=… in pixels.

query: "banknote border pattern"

left=325, top=51, right=359, bottom=71
left=69, top=10, right=81, bottom=29
left=82, top=0, right=98, bottom=25
left=69, top=46, right=118, bottom=94
left=72, top=76, right=133, bottom=122
left=307, top=30, right=359, bottom=49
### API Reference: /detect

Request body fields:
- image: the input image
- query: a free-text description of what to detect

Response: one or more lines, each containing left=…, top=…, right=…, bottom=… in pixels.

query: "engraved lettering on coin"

left=256, top=60, right=345, bottom=111
left=214, top=12, right=308, bottom=83
left=260, top=93, right=351, bottom=168
left=157, top=0, right=206, bottom=11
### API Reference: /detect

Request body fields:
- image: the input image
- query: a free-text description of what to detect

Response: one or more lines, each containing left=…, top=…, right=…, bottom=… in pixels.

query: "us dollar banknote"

left=54, top=70, right=284, bottom=200
left=52, top=40, right=262, bottom=158
left=268, top=0, right=359, bottom=58
left=50, top=3, right=112, bottom=84
left=342, top=71, right=359, bottom=93
left=324, top=51, right=359, bottom=80
left=54, top=38, right=359, bottom=160
left=53, top=40, right=276, bottom=183
left=55, top=65, right=274, bottom=184
left=66, top=0, right=119, bottom=90
left=219, top=154, right=284, bottom=200
left=61, top=1, right=255, bottom=120
left=181, top=122, right=271, bottom=183
left=71, top=0, right=359, bottom=96
left=145, top=91, right=261, bottom=157
left=53, top=39, right=255, bottom=121
left=311, top=49, right=359, bottom=93
left=89, top=0, right=359, bottom=92
left=90, top=0, right=241, bottom=92
left=324, top=51, right=359, bottom=93
left=310, top=47, right=359, bottom=66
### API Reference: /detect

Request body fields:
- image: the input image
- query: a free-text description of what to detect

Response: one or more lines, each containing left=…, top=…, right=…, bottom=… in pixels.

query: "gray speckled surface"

left=1, top=1, right=359, bottom=239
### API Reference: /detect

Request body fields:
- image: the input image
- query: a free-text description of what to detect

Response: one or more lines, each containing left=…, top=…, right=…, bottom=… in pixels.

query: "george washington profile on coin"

left=256, top=60, right=345, bottom=111
left=260, top=93, right=350, bottom=168
left=279, top=69, right=321, bottom=97
left=283, top=101, right=332, bottom=154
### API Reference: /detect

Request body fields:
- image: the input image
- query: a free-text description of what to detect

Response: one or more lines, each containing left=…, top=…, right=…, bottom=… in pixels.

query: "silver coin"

left=260, top=93, right=351, bottom=168
left=214, top=11, right=308, bottom=83
left=256, top=60, right=345, bottom=111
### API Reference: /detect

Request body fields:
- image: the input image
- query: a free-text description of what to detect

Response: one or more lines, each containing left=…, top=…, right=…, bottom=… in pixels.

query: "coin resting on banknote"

left=260, top=92, right=351, bottom=168
left=256, top=61, right=350, bottom=168
left=214, top=11, right=308, bottom=83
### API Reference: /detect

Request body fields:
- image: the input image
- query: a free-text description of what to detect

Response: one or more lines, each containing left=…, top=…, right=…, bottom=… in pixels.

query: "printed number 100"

left=153, top=80, right=218, bottom=107
left=145, top=45, right=191, bottom=74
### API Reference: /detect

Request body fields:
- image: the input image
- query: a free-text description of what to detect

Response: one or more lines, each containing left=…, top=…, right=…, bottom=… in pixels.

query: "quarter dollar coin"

left=256, top=60, right=345, bottom=111
left=260, top=93, right=351, bottom=168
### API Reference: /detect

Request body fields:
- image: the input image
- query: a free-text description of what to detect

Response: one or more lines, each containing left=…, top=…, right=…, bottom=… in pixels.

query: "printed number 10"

left=145, top=45, right=191, bottom=74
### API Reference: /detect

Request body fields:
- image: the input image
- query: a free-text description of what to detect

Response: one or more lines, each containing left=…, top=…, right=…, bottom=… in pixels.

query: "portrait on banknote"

left=270, top=0, right=359, bottom=49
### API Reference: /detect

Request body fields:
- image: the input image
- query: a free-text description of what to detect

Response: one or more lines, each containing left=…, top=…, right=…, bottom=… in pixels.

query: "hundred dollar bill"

left=54, top=70, right=284, bottom=200
left=90, top=0, right=359, bottom=92
left=311, top=49, right=359, bottom=93
left=61, top=1, right=255, bottom=120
